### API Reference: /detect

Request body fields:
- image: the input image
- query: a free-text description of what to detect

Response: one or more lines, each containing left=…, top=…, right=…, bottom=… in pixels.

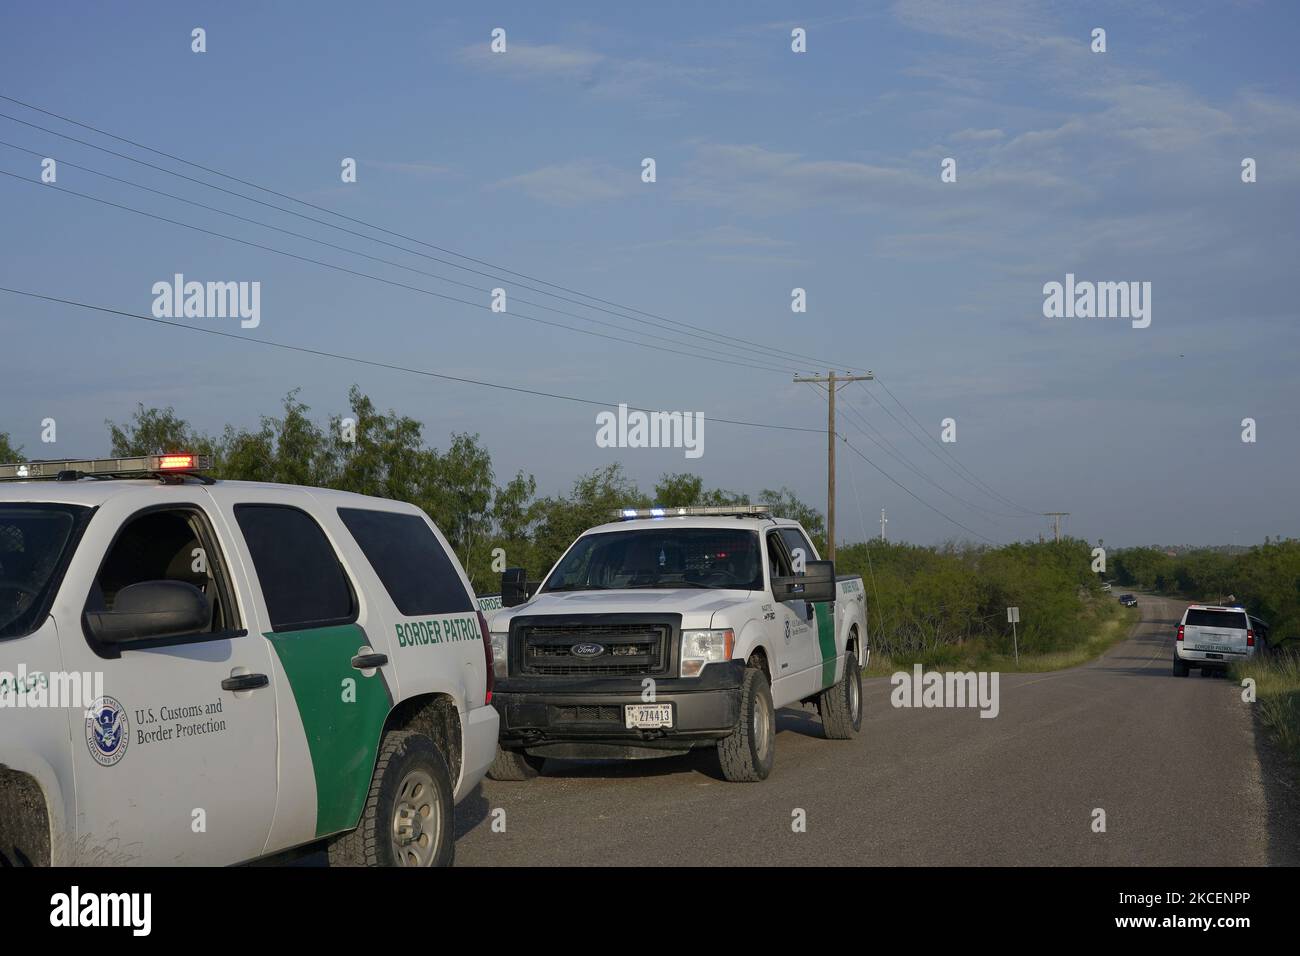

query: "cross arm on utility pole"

left=1043, top=512, right=1070, bottom=543
left=793, top=370, right=874, bottom=561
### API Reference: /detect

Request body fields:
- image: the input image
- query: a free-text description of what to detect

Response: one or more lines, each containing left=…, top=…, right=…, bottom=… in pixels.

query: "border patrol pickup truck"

left=484, top=505, right=867, bottom=782
left=0, top=454, right=497, bottom=866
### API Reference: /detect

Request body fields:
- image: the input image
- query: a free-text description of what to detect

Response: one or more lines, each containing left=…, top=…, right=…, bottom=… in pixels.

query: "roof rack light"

left=0, top=453, right=212, bottom=482
left=611, top=505, right=772, bottom=520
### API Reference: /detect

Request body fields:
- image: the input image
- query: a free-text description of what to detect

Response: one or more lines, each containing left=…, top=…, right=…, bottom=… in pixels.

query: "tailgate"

left=1184, top=609, right=1250, bottom=653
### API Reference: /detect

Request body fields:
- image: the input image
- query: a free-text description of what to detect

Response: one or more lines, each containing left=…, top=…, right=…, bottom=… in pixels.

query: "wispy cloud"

left=456, top=40, right=742, bottom=109
left=674, top=143, right=927, bottom=214
left=492, top=160, right=631, bottom=205
left=364, top=160, right=453, bottom=177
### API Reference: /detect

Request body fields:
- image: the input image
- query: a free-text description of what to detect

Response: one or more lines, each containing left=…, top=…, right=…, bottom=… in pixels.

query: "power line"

left=0, top=286, right=829, bottom=436
left=0, top=139, right=800, bottom=375
left=836, top=398, right=1028, bottom=522
left=0, top=111, right=809, bottom=373
left=871, top=376, right=1042, bottom=516
left=841, top=387, right=1022, bottom=521
left=861, top=379, right=1042, bottom=517
left=0, top=167, right=798, bottom=375
left=805, top=385, right=997, bottom=544
left=0, top=94, right=860, bottom=374
left=837, top=434, right=996, bottom=544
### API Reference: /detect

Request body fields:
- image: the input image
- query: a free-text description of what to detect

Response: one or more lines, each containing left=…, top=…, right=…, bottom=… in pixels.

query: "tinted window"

left=0, top=504, right=88, bottom=639
left=777, top=527, right=814, bottom=571
left=235, top=505, right=355, bottom=631
left=767, top=532, right=793, bottom=579
left=338, top=508, right=472, bottom=616
left=1185, top=609, right=1248, bottom=630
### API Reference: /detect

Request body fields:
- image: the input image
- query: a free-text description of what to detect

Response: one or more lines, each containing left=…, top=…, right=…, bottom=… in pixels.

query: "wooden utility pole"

left=1044, top=512, right=1069, bottom=542
left=794, top=370, right=874, bottom=560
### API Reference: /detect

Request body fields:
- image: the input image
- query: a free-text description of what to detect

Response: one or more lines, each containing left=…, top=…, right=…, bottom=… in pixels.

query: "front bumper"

left=492, top=660, right=744, bottom=759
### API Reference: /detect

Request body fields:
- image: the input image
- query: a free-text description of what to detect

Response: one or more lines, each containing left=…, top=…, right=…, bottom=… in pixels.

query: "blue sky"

left=1, top=0, right=1297, bottom=547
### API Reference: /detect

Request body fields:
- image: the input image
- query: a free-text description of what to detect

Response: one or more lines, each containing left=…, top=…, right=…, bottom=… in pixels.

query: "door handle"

left=351, top=653, right=388, bottom=670
left=221, top=673, right=269, bottom=692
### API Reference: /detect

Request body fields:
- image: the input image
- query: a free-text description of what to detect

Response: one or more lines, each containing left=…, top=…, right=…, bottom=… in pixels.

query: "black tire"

left=1172, top=656, right=1189, bottom=677
left=327, top=729, right=455, bottom=868
left=487, top=746, right=547, bottom=781
left=717, top=666, right=775, bottom=782
left=819, top=651, right=863, bottom=739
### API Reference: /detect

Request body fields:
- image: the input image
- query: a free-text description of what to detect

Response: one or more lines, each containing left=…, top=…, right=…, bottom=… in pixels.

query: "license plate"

left=625, top=703, right=673, bottom=729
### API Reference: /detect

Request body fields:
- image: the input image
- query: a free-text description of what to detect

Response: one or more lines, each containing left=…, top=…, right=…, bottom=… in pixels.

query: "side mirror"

left=84, top=580, right=211, bottom=645
left=772, top=560, right=836, bottom=604
left=501, top=567, right=533, bottom=608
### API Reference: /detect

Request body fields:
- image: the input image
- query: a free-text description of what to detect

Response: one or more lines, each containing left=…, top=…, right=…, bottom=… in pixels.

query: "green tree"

left=758, top=486, right=824, bottom=552
left=0, top=433, right=22, bottom=462
left=107, top=404, right=217, bottom=458
left=653, top=473, right=703, bottom=508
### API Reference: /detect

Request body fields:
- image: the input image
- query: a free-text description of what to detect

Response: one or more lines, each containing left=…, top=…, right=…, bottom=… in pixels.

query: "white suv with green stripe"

left=485, top=507, right=867, bottom=782
left=0, top=455, right=497, bottom=866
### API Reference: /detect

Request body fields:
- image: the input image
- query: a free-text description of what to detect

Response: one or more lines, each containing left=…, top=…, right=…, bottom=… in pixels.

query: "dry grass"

left=1234, top=649, right=1300, bottom=766
left=864, top=601, right=1138, bottom=677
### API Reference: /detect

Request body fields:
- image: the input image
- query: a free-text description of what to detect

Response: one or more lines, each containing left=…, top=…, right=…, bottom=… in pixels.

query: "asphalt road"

left=453, top=593, right=1299, bottom=866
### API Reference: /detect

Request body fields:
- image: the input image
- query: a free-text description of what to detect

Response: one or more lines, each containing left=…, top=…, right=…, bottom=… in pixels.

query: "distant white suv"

left=0, top=454, right=497, bottom=866
left=1174, top=604, right=1258, bottom=676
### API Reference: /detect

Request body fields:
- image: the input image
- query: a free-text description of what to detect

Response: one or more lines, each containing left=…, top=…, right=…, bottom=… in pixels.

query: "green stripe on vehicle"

left=264, top=623, right=391, bottom=838
left=814, top=602, right=837, bottom=688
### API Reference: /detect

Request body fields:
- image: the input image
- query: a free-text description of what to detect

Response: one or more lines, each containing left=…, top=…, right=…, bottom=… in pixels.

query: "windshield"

left=0, top=503, right=89, bottom=639
left=543, top=527, right=763, bottom=592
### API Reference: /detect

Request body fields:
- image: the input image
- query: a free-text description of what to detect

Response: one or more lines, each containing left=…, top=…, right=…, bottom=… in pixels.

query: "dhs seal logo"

left=85, top=697, right=129, bottom=767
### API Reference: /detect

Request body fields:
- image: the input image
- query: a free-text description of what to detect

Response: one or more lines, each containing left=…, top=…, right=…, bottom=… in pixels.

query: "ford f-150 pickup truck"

left=484, top=505, right=867, bottom=782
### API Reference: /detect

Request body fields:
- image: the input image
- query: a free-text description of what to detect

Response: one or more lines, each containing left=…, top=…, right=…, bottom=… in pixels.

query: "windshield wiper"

left=543, top=584, right=611, bottom=593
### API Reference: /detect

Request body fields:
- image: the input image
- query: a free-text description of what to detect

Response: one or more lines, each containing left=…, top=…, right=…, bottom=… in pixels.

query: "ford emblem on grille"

left=571, top=642, right=606, bottom=659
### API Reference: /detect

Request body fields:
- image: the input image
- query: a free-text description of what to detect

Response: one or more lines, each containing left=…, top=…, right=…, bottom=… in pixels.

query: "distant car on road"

left=1118, top=594, right=1137, bottom=607
left=1174, top=604, right=1258, bottom=677
left=1100, top=582, right=1112, bottom=592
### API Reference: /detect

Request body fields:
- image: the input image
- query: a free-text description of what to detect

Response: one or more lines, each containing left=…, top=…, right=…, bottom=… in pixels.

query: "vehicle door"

left=777, top=525, right=839, bottom=694
left=335, top=506, right=483, bottom=711
left=55, top=492, right=279, bottom=865
left=218, top=491, right=396, bottom=852
left=764, top=530, right=816, bottom=706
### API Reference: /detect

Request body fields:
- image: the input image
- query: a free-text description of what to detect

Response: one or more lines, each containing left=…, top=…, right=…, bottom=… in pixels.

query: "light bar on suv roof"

left=611, top=505, right=772, bottom=520
left=0, top=454, right=213, bottom=482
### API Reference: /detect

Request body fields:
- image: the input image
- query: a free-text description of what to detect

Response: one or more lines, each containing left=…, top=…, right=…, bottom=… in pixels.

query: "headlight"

left=680, top=628, right=734, bottom=678
left=491, top=632, right=508, bottom=679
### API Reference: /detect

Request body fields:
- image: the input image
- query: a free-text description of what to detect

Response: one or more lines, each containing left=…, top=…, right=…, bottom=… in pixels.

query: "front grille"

left=519, top=621, right=670, bottom=677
